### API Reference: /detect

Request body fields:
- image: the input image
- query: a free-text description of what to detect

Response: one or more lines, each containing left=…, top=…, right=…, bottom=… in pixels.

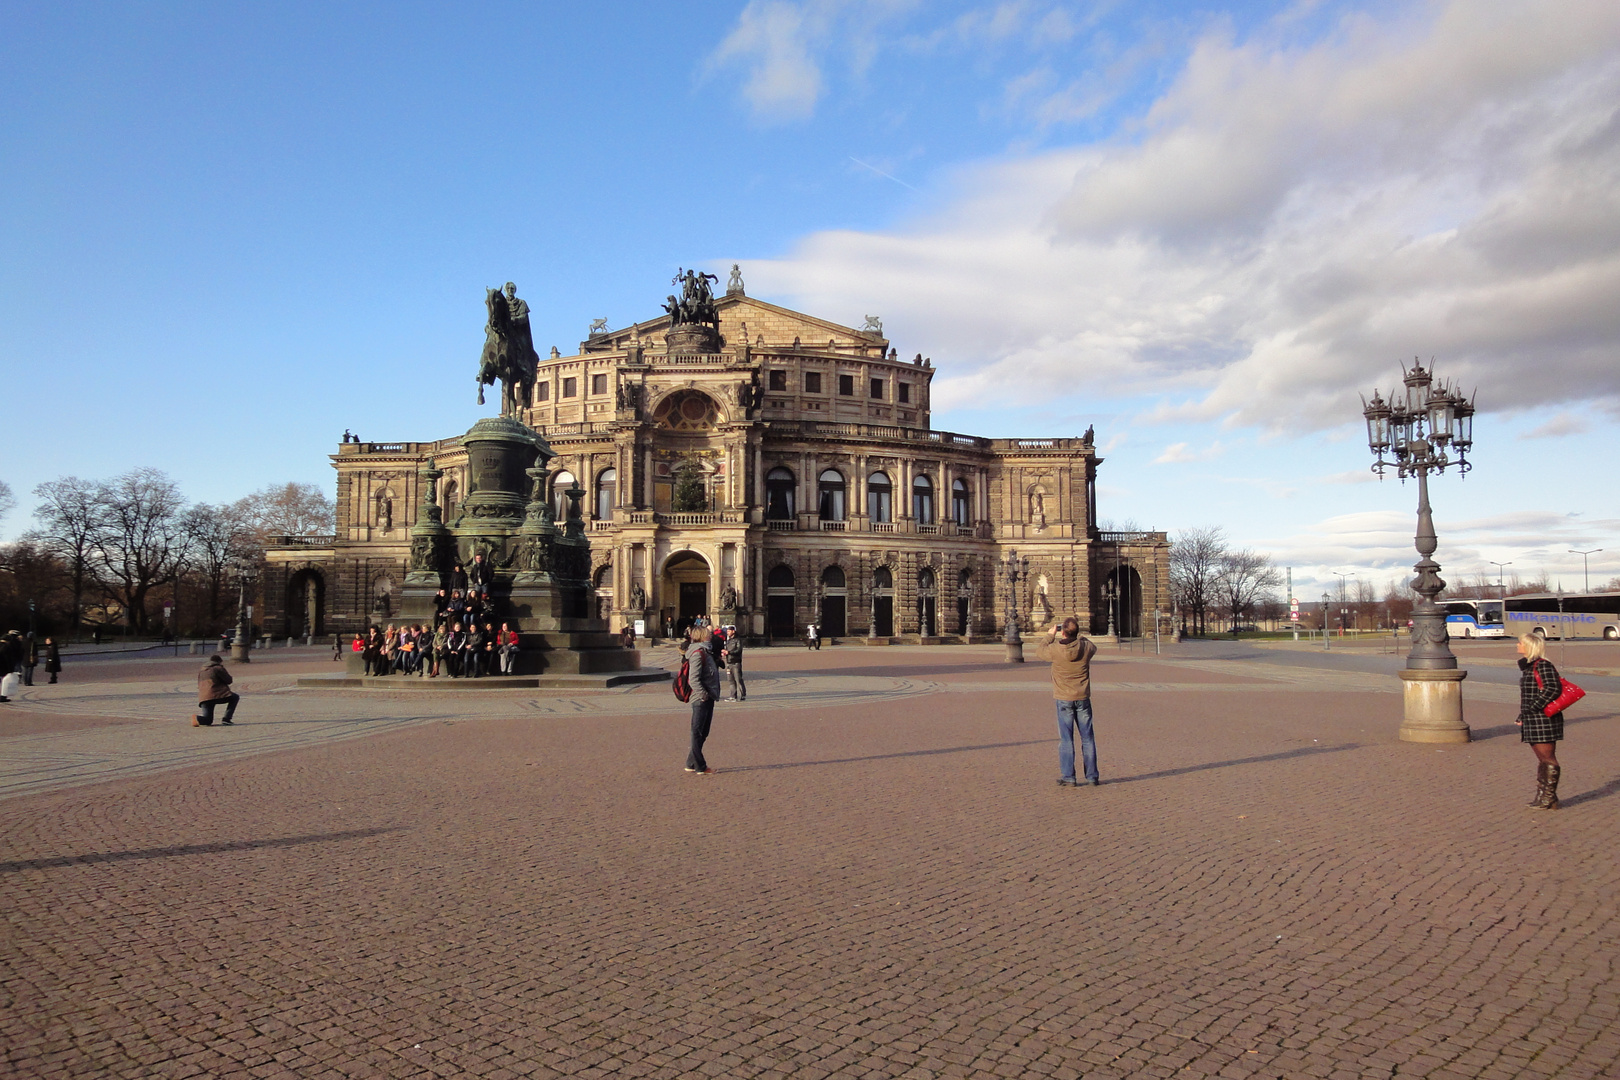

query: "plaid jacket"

left=1518, top=657, right=1562, bottom=720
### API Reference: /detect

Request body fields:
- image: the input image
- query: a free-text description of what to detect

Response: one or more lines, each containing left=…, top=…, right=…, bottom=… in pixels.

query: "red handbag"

left=1533, top=667, right=1586, bottom=716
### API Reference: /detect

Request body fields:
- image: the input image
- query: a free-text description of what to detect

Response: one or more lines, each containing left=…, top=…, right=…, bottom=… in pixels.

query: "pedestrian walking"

left=193, top=654, right=240, bottom=726
left=684, top=626, right=721, bottom=774
left=1517, top=632, right=1569, bottom=810
left=44, top=638, right=62, bottom=683
left=21, top=635, right=38, bottom=686
left=723, top=628, right=746, bottom=701
left=1035, top=617, right=1101, bottom=787
left=806, top=622, right=819, bottom=650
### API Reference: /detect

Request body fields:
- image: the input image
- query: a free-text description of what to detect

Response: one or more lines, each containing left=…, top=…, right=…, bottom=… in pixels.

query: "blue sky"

left=3, top=1, right=1617, bottom=597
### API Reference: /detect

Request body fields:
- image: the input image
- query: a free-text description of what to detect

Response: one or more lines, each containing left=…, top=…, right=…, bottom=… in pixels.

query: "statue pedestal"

left=1398, top=669, right=1470, bottom=743
left=1005, top=640, right=1025, bottom=663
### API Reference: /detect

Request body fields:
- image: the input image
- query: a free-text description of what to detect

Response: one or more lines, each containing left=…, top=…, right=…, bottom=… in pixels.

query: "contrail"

left=850, top=156, right=920, bottom=192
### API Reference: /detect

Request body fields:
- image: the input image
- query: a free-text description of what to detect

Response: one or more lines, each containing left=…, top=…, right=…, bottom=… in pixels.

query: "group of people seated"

left=354, top=619, right=520, bottom=678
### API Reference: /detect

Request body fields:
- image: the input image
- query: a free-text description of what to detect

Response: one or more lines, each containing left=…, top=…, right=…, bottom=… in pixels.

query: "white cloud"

left=709, top=1, right=830, bottom=123
left=1153, top=440, right=1223, bottom=464
left=744, top=0, right=1620, bottom=432
left=1519, top=411, right=1592, bottom=439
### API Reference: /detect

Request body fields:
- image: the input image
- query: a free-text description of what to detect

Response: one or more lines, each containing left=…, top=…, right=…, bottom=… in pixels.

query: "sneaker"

left=685, top=766, right=699, bottom=773
left=191, top=717, right=201, bottom=726
left=1088, top=778, right=1101, bottom=786
left=221, top=719, right=234, bottom=725
left=1056, top=778, right=1079, bottom=787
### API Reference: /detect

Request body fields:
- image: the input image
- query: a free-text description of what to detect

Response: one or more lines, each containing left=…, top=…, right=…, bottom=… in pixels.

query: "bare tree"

left=0, top=480, right=14, bottom=526
left=91, top=469, right=192, bottom=632
left=1216, top=548, right=1282, bottom=634
left=184, top=502, right=257, bottom=624
left=235, top=482, right=335, bottom=541
left=1170, top=526, right=1226, bottom=636
left=30, top=477, right=105, bottom=636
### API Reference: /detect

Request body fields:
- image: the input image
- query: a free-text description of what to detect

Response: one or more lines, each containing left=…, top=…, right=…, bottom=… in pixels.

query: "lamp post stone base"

left=1397, top=669, right=1470, bottom=743
left=1004, top=640, right=1024, bottom=663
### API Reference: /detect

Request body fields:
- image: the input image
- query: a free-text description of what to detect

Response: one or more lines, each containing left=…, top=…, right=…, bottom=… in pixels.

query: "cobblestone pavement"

left=3, top=643, right=1618, bottom=1079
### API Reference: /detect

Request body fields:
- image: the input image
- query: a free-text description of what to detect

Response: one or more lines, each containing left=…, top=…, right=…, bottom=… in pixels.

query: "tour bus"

left=1442, top=599, right=1506, bottom=638
left=1504, top=592, right=1620, bottom=640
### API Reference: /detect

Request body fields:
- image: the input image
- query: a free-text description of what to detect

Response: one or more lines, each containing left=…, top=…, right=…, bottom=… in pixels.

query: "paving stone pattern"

left=2, top=644, right=1618, bottom=1079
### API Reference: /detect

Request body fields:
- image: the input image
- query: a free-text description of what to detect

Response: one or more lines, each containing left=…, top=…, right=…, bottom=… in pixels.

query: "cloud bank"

left=737, top=0, right=1620, bottom=433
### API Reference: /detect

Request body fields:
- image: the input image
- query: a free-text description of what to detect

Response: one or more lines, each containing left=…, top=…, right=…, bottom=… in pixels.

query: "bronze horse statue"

left=477, top=287, right=536, bottom=416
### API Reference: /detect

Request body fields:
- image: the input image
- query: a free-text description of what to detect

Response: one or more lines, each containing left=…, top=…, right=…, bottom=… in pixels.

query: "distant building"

left=263, top=272, right=1168, bottom=641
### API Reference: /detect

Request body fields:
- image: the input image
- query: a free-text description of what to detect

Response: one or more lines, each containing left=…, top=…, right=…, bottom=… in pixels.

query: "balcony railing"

left=654, top=512, right=718, bottom=526
left=1099, top=531, right=1164, bottom=544
left=266, top=534, right=338, bottom=547
left=819, top=520, right=847, bottom=531
left=916, top=523, right=940, bottom=535
left=766, top=519, right=797, bottom=531
left=871, top=521, right=895, bottom=533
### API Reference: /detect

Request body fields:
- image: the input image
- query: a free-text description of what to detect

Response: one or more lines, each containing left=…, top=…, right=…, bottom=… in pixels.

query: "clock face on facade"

left=653, top=390, right=719, bottom=432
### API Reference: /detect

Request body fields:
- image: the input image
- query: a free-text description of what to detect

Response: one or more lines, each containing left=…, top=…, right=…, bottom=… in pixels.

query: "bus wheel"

left=1606, top=626, right=1618, bottom=640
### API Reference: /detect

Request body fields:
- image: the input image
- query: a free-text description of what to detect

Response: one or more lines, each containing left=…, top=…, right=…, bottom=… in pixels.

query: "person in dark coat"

left=1517, top=632, right=1567, bottom=810
left=21, top=635, right=38, bottom=686
left=450, top=563, right=469, bottom=594
left=44, top=638, right=62, bottom=683
left=194, top=654, right=239, bottom=726
left=723, top=629, right=746, bottom=702
left=468, top=553, right=493, bottom=597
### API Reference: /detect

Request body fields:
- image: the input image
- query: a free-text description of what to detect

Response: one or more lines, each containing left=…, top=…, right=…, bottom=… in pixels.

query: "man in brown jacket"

left=1034, top=617, right=1100, bottom=786
left=194, top=654, right=239, bottom=726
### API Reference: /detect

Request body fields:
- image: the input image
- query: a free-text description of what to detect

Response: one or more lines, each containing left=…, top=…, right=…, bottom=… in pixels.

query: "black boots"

left=1529, top=763, right=1562, bottom=810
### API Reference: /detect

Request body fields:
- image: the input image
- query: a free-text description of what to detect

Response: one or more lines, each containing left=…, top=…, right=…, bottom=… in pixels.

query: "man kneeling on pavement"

left=1035, top=617, right=1100, bottom=787
left=194, top=654, right=240, bottom=726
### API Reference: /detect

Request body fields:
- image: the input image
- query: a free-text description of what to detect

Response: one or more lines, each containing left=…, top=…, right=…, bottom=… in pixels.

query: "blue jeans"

left=1056, top=699, right=1098, bottom=782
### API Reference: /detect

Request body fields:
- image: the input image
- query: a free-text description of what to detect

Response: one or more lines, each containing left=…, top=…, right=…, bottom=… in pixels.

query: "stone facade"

left=263, top=279, right=1169, bottom=642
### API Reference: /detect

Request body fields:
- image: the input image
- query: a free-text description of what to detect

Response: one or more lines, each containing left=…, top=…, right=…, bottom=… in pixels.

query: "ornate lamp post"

left=229, top=559, right=260, bottom=663
left=1002, top=549, right=1029, bottom=663
left=1568, top=548, right=1601, bottom=593
left=1363, top=359, right=1476, bottom=743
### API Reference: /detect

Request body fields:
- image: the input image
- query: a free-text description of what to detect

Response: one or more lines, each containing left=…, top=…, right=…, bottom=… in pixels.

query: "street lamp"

left=1321, top=592, right=1330, bottom=651
left=1488, top=560, right=1512, bottom=626
left=1569, top=549, right=1601, bottom=593
left=1002, top=548, right=1029, bottom=663
left=229, top=559, right=260, bottom=663
left=1362, top=358, right=1475, bottom=743
left=1331, top=571, right=1355, bottom=638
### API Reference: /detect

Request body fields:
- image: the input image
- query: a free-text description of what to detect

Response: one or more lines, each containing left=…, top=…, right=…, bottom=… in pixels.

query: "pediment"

left=580, top=293, right=887, bottom=353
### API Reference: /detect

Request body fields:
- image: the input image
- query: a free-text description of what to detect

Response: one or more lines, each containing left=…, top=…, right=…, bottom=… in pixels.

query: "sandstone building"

left=263, top=271, right=1169, bottom=642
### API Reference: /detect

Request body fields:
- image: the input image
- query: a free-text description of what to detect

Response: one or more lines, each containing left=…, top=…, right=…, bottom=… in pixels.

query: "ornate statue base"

left=1398, top=669, right=1470, bottom=743
left=390, top=415, right=658, bottom=682
left=665, top=323, right=719, bottom=353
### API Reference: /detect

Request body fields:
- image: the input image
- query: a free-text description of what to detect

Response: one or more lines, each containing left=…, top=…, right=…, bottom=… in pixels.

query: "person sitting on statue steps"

left=432, top=588, right=449, bottom=627
left=469, top=553, right=493, bottom=597
left=465, top=622, right=487, bottom=678
left=431, top=623, right=449, bottom=678
left=445, top=622, right=466, bottom=677
left=498, top=622, right=520, bottom=674
left=450, top=563, right=469, bottom=594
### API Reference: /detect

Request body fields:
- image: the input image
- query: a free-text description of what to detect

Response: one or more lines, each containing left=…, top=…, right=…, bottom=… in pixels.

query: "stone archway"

left=287, top=568, right=325, bottom=638
left=660, top=550, right=712, bottom=633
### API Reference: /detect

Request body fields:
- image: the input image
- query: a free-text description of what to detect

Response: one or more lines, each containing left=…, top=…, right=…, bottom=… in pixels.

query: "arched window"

left=952, top=478, right=971, bottom=525
left=872, top=566, right=893, bottom=592
left=768, top=564, right=795, bottom=589
left=821, top=565, right=846, bottom=590
left=552, top=471, right=576, bottom=519
left=441, top=478, right=459, bottom=520
left=595, top=468, right=616, bottom=521
left=817, top=470, right=846, bottom=521
left=912, top=474, right=934, bottom=523
left=867, top=471, right=892, bottom=522
left=766, top=467, right=796, bottom=520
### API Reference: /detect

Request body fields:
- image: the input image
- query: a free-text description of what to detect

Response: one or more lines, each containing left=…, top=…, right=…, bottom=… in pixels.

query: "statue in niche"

left=477, top=282, right=539, bottom=416
left=718, top=584, right=738, bottom=610
left=378, top=492, right=394, bottom=532
left=1031, top=490, right=1046, bottom=530
left=629, top=581, right=647, bottom=610
left=1032, top=575, right=1053, bottom=626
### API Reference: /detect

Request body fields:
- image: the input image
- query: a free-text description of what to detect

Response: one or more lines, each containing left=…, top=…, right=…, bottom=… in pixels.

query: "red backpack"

left=672, top=652, right=692, bottom=703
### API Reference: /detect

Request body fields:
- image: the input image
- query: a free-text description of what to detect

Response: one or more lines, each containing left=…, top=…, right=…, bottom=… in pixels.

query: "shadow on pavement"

left=1560, top=777, right=1620, bottom=809
left=725, top=740, right=1046, bottom=773
left=1466, top=711, right=1615, bottom=743
left=1109, top=743, right=1361, bottom=785
left=0, top=826, right=406, bottom=873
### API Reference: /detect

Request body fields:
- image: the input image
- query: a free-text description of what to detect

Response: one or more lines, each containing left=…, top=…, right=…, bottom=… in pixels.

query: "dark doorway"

left=918, top=568, right=937, bottom=637
left=767, top=563, right=796, bottom=639
left=871, top=566, right=893, bottom=637
left=679, top=581, right=708, bottom=626
left=820, top=565, right=847, bottom=636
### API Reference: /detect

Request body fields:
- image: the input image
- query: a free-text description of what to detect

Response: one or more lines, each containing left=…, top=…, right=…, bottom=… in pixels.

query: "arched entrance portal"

left=288, top=569, right=325, bottom=637
left=662, top=550, right=711, bottom=633
left=820, top=565, right=847, bottom=636
left=870, top=566, right=893, bottom=637
left=766, top=564, right=796, bottom=639
left=1103, top=565, right=1143, bottom=637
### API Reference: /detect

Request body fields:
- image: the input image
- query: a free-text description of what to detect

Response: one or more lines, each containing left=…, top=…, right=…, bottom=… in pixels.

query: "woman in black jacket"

left=44, top=638, right=62, bottom=684
left=1516, top=632, right=1566, bottom=810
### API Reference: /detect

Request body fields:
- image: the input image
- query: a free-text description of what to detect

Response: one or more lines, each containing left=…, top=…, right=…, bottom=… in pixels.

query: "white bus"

left=1504, top=592, right=1620, bottom=641
left=1442, top=599, right=1506, bottom=638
